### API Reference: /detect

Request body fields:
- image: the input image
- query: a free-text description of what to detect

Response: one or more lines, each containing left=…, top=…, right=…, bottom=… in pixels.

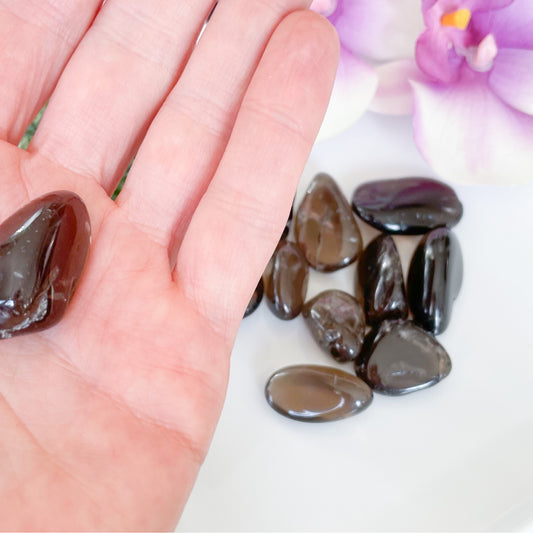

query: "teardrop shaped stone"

left=265, top=364, right=373, bottom=422
left=352, top=177, right=463, bottom=234
left=295, top=173, right=362, bottom=271
left=355, top=320, right=452, bottom=395
left=263, top=240, right=308, bottom=320
left=408, top=228, right=463, bottom=335
left=302, top=290, right=365, bottom=362
left=0, top=191, right=91, bottom=339
left=357, top=234, right=407, bottom=324
left=244, top=277, right=263, bottom=318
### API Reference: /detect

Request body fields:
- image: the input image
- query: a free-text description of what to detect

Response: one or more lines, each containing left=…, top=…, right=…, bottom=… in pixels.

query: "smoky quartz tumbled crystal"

left=352, top=177, right=463, bottom=234
left=265, top=364, right=373, bottom=422
left=0, top=191, right=91, bottom=338
left=264, top=240, right=308, bottom=320
left=408, top=228, right=463, bottom=335
left=357, top=234, right=407, bottom=325
left=302, top=289, right=365, bottom=362
left=356, top=320, right=452, bottom=395
left=295, top=173, right=362, bottom=271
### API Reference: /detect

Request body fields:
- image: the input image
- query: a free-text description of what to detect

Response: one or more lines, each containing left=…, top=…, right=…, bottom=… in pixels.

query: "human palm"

left=0, top=1, right=337, bottom=530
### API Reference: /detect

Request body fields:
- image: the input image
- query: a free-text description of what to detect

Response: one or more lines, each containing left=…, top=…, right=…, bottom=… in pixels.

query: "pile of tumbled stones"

left=244, top=174, right=463, bottom=422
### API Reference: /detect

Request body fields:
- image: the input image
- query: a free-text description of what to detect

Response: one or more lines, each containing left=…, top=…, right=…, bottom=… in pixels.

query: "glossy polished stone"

left=355, top=320, right=452, bottom=395
left=352, top=177, right=463, bottom=234
left=263, top=241, right=308, bottom=320
left=244, top=278, right=263, bottom=318
left=357, top=234, right=407, bottom=324
left=295, top=173, right=362, bottom=271
left=0, top=191, right=91, bottom=338
left=302, top=290, right=365, bottom=362
left=265, top=364, right=373, bottom=422
left=408, top=227, right=463, bottom=335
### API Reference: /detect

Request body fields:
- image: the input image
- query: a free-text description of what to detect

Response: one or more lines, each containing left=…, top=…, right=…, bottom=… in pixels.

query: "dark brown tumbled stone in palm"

left=263, top=241, right=308, bottom=320
left=295, top=173, right=362, bottom=271
left=244, top=278, right=263, bottom=318
left=302, top=290, right=365, bottom=362
left=408, top=228, right=463, bottom=335
left=265, top=364, right=373, bottom=422
left=357, top=234, right=407, bottom=324
left=352, top=177, right=463, bottom=234
left=0, top=191, right=91, bottom=339
left=355, top=320, right=452, bottom=395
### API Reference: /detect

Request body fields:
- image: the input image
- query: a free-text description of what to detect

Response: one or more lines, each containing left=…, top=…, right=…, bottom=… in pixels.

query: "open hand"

left=0, top=0, right=338, bottom=529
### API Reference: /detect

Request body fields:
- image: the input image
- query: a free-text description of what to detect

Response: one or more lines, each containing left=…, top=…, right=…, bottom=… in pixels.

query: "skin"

left=0, top=0, right=338, bottom=530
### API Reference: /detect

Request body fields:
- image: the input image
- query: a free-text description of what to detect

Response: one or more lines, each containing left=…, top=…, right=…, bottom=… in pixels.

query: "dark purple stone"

left=244, top=278, right=263, bottom=318
left=357, top=234, right=407, bottom=324
left=355, top=320, right=452, bottom=395
left=352, top=177, right=463, bottom=235
left=407, top=227, right=463, bottom=335
left=302, top=290, right=365, bottom=363
left=265, top=364, right=373, bottom=422
left=295, top=173, right=362, bottom=271
left=263, top=241, right=308, bottom=320
left=0, top=191, right=91, bottom=338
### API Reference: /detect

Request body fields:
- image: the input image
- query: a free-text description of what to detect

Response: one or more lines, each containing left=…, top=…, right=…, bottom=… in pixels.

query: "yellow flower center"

left=440, top=8, right=471, bottom=30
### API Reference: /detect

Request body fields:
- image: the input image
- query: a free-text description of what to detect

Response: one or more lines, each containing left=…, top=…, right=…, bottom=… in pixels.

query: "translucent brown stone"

left=357, top=234, right=407, bottom=325
left=295, top=173, right=362, bottom=271
left=263, top=241, right=308, bottom=320
left=0, top=191, right=91, bottom=338
left=355, top=320, right=452, bottom=395
left=244, top=278, right=263, bottom=318
left=407, top=228, right=463, bottom=335
left=302, top=290, right=365, bottom=362
left=352, top=177, right=463, bottom=234
left=265, top=364, right=373, bottom=422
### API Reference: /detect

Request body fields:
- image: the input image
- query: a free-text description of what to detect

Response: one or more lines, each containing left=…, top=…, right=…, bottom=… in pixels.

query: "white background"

left=178, top=111, right=533, bottom=531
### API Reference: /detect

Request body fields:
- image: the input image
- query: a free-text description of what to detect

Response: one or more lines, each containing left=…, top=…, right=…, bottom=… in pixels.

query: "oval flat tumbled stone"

left=357, top=234, right=407, bottom=325
left=302, top=290, right=365, bottom=362
left=352, top=177, right=463, bottom=234
left=265, top=365, right=373, bottom=422
left=295, top=173, right=362, bottom=271
left=263, top=240, right=308, bottom=320
left=408, top=228, right=463, bottom=335
left=355, top=320, right=452, bottom=395
left=0, top=191, right=91, bottom=339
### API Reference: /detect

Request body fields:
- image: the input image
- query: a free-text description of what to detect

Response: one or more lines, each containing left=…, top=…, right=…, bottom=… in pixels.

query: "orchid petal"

left=331, top=0, right=424, bottom=62
left=412, top=76, right=533, bottom=184
left=316, top=48, right=377, bottom=141
left=474, top=0, right=533, bottom=49
left=309, top=0, right=337, bottom=18
left=464, top=0, right=513, bottom=11
left=415, top=29, right=463, bottom=82
left=370, top=59, right=427, bottom=115
left=489, top=48, right=533, bottom=115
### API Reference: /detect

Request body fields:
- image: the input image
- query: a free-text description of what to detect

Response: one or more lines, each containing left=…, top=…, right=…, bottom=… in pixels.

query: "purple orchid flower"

left=371, top=0, right=533, bottom=184
left=310, top=0, right=377, bottom=139
left=310, top=0, right=424, bottom=138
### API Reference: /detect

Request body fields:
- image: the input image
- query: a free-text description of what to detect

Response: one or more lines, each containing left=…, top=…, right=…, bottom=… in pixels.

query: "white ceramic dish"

left=178, top=112, right=533, bottom=531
